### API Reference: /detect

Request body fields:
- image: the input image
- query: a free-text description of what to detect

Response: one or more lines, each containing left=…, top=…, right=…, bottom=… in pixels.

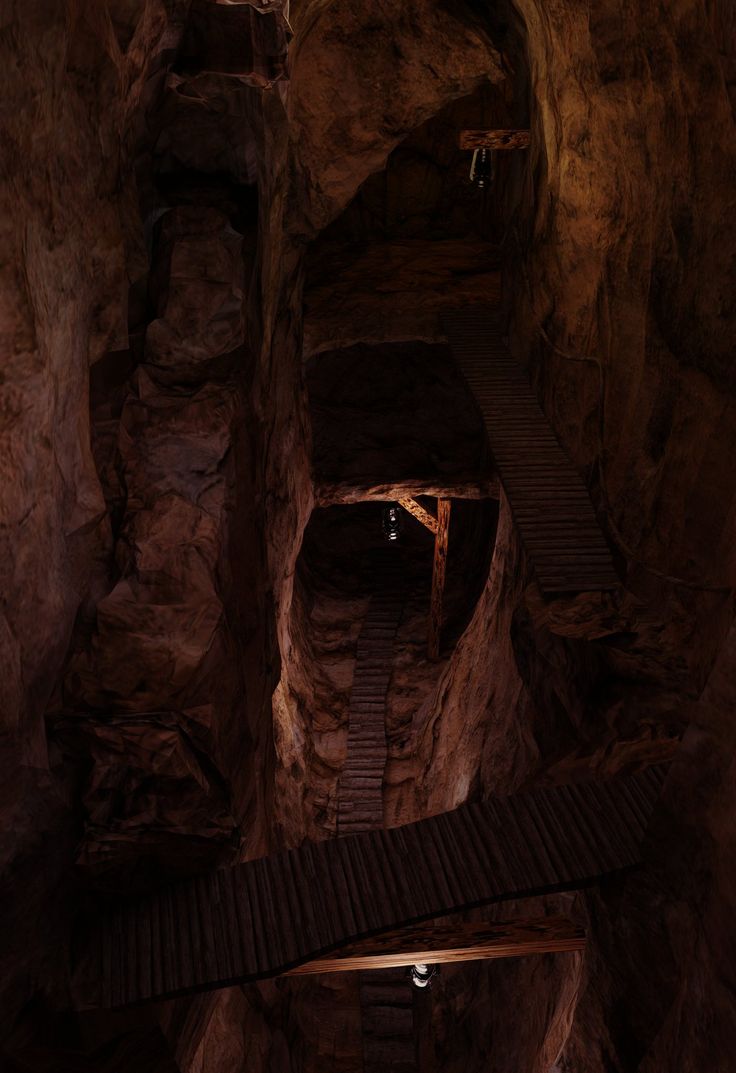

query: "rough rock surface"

left=558, top=626, right=736, bottom=1073
left=0, top=0, right=187, bottom=1048
left=286, top=0, right=503, bottom=234
left=55, top=204, right=270, bottom=890
left=307, top=341, right=495, bottom=500
left=304, top=240, right=502, bottom=357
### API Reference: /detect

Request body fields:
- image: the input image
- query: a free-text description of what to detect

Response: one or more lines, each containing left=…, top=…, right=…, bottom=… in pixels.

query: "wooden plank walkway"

left=360, top=971, right=415, bottom=1073
left=338, top=555, right=404, bottom=835
left=442, top=307, right=618, bottom=595
left=336, top=551, right=415, bottom=1070
left=75, top=765, right=667, bottom=1009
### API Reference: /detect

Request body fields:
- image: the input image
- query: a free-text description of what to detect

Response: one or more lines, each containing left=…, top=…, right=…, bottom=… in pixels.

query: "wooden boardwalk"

left=360, top=971, right=415, bottom=1072
left=442, top=307, right=618, bottom=595
left=337, top=552, right=415, bottom=1070
left=75, top=766, right=666, bottom=1009
left=338, top=555, right=405, bottom=835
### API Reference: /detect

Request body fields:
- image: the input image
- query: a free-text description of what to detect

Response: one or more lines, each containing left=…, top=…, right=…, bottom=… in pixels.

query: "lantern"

left=469, top=147, right=493, bottom=189
left=382, top=505, right=403, bottom=542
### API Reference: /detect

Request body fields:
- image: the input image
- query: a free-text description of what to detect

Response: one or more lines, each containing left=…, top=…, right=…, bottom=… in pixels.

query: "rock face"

left=0, top=0, right=186, bottom=1044
left=54, top=202, right=273, bottom=892
left=560, top=626, right=736, bottom=1073
left=1, top=0, right=279, bottom=1061
left=1, top=0, right=735, bottom=1070
left=286, top=0, right=504, bottom=234
left=307, top=341, right=495, bottom=500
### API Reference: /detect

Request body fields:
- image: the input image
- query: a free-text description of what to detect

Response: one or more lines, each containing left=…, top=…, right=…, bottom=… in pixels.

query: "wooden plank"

left=284, top=916, right=585, bottom=975
left=459, top=129, right=531, bottom=150
left=428, top=499, right=451, bottom=660
left=442, top=307, right=618, bottom=595
left=339, top=561, right=403, bottom=836
left=398, top=497, right=438, bottom=534
left=79, top=766, right=667, bottom=1007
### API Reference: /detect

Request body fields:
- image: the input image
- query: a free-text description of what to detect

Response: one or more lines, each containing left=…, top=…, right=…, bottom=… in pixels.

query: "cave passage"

left=3, top=1, right=734, bottom=1071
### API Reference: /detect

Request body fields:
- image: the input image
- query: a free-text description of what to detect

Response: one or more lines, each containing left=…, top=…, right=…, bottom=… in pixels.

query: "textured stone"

left=54, top=713, right=237, bottom=892
left=304, top=238, right=502, bottom=358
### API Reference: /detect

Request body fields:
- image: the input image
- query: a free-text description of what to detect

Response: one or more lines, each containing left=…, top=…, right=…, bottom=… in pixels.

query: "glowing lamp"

left=382, top=506, right=403, bottom=542
left=469, top=147, right=493, bottom=189
left=409, top=963, right=437, bottom=989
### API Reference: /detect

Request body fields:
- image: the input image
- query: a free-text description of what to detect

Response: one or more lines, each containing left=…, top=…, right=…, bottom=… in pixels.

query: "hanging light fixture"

left=409, top=963, right=437, bottom=989
left=469, top=147, right=494, bottom=189
left=382, top=505, right=403, bottom=542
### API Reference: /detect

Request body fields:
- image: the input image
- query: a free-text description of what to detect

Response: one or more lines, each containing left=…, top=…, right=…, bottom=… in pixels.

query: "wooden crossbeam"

left=285, top=916, right=585, bottom=976
left=428, top=499, right=451, bottom=660
left=398, top=497, right=438, bottom=534
left=459, top=129, right=530, bottom=150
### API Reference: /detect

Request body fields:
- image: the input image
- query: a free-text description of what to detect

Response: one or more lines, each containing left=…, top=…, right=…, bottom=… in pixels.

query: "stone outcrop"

left=54, top=203, right=273, bottom=891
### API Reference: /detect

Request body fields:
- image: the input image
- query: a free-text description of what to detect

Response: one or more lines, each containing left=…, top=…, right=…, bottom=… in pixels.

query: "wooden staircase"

left=337, top=550, right=416, bottom=1071
left=442, top=307, right=618, bottom=595
left=337, top=553, right=405, bottom=836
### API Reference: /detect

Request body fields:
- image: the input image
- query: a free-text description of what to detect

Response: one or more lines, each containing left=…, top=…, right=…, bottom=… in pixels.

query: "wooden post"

left=398, top=497, right=438, bottom=535
left=458, top=129, right=530, bottom=150
left=284, top=916, right=585, bottom=976
left=428, top=499, right=451, bottom=661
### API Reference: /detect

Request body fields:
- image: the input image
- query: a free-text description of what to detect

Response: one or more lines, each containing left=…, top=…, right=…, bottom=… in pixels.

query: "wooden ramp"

left=442, top=307, right=618, bottom=595
left=338, top=554, right=404, bottom=835
left=76, top=766, right=666, bottom=1009
left=360, top=971, right=416, bottom=1073
left=337, top=552, right=416, bottom=1070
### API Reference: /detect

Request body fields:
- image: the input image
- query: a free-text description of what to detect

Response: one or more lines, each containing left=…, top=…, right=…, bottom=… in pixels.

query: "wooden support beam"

left=398, top=497, right=438, bottom=535
left=317, top=477, right=500, bottom=508
left=285, top=916, right=585, bottom=976
left=428, top=499, right=451, bottom=660
left=459, top=129, right=531, bottom=150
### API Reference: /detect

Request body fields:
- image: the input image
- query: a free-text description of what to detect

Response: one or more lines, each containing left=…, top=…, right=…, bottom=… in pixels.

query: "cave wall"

left=400, top=0, right=736, bottom=807
left=55, top=200, right=273, bottom=892
left=1, top=0, right=280, bottom=1064
left=0, top=0, right=189, bottom=1040
left=561, top=625, right=736, bottom=1072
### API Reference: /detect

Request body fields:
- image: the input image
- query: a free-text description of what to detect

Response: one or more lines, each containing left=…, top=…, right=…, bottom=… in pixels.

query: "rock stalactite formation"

left=1, top=0, right=735, bottom=1070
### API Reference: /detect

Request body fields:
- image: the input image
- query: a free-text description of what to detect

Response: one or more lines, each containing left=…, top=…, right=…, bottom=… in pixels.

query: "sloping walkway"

left=360, top=973, right=415, bottom=1073
left=442, top=307, right=618, bottom=595
left=336, top=550, right=415, bottom=1071
left=76, top=766, right=667, bottom=1009
left=337, top=553, right=405, bottom=836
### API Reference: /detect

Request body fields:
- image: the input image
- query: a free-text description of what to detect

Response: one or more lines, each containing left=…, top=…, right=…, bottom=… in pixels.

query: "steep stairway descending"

left=336, top=550, right=416, bottom=1072
left=360, top=972, right=416, bottom=1073
left=337, top=552, right=406, bottom=836
left=442, top=307, right=619, bottom=595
